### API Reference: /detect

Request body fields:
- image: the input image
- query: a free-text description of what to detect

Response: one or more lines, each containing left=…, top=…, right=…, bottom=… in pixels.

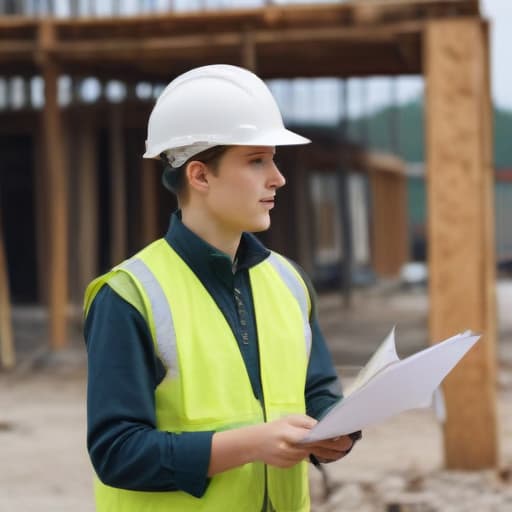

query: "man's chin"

left=250, top=219, right=272, bottom=233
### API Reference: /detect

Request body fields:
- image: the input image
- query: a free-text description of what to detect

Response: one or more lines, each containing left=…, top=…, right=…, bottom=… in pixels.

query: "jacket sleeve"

left=84, top=284, right=213, bottom=497
left=287, top=260, right=343, bottom=419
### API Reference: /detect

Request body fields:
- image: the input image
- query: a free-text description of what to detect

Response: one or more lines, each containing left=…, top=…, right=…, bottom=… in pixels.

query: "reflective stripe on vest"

left=266, top=253, right=312, bottom=358
left=120, top=252, right=312, bottom=376
left=120, top=257, right=179, bottom=378
left=85, top=241, right=311, bottom=512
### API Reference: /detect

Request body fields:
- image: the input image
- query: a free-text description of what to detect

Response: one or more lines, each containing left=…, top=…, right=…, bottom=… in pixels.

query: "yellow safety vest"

left=84, top=239, right=313, bottom=512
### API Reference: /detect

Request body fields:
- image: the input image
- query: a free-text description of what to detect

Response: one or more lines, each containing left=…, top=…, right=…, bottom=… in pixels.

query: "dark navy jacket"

left=84, top=212, right=342, bottom=498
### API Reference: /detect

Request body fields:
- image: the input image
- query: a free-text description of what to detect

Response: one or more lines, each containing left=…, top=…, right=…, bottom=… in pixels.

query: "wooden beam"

left=370, top=169, right=408, bottom=276
left=293, top=151, right=314, bottom=276
left=242, top=29, right=257, bottom=72
left=77, top=115, right=99, bottom=298
left=48, top=25, right=416, bottom=60
left=337, top=166, right=354, bottom=307
left=109, top=106, right=127, bottom=265
left=140, top=158, right=159, bottom=247
left=0, top=1, right=481, bottom=79
left=34, top=116, right=49, bottom=307
left=0, top=205, right=15, bottom=369
left=481, top=20, right=498, bottom=398
left=39, top=21, right=69, bottom=350
left=425, top=19, right=497, bottom=469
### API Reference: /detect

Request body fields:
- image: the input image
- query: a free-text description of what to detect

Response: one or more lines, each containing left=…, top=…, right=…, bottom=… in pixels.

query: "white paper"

left=301, top=329, right=480, bottom=442
left=343, top=326, right=398, bottom=397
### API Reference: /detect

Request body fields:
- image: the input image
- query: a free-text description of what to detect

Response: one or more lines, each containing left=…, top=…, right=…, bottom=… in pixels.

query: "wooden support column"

left=425, top=19, right=497, bottom=469
left=140, top=158, right=159, bottom=246
left=38, top=22, right=69, bottom=349
left=370, top=168, right=408, bottom=277
left=242, top=29, right=257, bottom=72
left=77, top=115, right=99, bottom=296
left=0, top=206, right=15, bottom=369
left=34, top=119, right=49, bottom=307
left=293, top=154, right=314, bottom=276
left=337, top=167, right=353, bottom=307
left=109, top=106, right=127, bottom=265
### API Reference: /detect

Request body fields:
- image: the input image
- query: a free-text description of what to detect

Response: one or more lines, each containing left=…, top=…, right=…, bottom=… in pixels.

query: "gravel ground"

left=309, top=380, right=512, bottom=511
left=1, top=279, right=511, bottom=511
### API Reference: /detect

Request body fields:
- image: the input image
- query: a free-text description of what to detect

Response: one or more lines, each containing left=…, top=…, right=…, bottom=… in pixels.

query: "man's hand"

left=251, top=415, right=318, bottom=468
left=301, top=435, right=354, bottom=463
left=209, top=414, right=318, bottom=476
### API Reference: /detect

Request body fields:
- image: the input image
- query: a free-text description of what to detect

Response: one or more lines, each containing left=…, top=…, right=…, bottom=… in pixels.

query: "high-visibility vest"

left=84, top=239, right=313, bottom=512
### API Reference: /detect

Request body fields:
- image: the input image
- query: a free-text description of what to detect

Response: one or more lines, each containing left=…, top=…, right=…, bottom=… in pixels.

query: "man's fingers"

left=310, top=447, right=348, bottom=461
left=306, top=435, right=353, bottom=451
left=286, top=414, right=318, bottom=429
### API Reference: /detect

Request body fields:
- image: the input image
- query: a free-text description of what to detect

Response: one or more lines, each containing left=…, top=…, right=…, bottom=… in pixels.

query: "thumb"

left=286, top=414, right=318, bottom=430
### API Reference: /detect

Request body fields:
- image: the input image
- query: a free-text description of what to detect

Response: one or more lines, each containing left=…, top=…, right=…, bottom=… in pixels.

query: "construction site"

left=1, top=0, right=512, bottom=511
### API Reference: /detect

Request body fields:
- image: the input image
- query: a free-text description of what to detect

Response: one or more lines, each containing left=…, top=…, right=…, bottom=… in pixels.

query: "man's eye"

left=250, top=158, right=265, bottom=166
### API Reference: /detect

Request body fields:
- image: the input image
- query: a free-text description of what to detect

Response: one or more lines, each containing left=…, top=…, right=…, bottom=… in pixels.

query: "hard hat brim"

left=142, top=128, right=310, bottom=159
left=240, top=128, right=311, bottom=148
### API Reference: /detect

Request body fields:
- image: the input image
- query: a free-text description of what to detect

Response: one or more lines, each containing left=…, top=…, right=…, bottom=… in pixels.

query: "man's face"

left=204, top=145, right=286, bottom=235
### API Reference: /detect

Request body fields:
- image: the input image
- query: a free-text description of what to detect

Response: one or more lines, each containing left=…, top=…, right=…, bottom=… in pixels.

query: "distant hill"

left=346, top=98, right=512, bottom=168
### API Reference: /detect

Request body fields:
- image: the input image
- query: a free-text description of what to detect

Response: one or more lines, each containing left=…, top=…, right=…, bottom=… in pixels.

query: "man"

left=84, top=64, right=358, bottom=512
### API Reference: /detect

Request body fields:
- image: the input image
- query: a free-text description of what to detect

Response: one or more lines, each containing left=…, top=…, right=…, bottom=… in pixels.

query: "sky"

left=481, top=0, right=512, bottom=110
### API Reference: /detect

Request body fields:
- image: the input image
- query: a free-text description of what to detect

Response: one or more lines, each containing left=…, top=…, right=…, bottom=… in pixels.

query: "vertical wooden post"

left=140, top=158, right=159, bottom=246
left=0, top=206, right=15, bottom=369
left=242, top=29, right=257, bottom=72
left=293, top=155, right=314, bottom=275
left=338, top=166, right=353, bottom=307
left=77, top=115, right=99, bottom=296
left=425, top=19, right=497, bottom=469
left=370, top=168, right=408, bottom=276
left=39, top=21, right=69, bottom=350
left=34, top=119, right=49, bottom=307
left=109, top=106, right=127, bottom=265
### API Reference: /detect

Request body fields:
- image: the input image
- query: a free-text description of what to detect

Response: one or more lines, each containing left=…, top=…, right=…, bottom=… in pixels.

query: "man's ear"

left=185, top=161, right=210, bottom=194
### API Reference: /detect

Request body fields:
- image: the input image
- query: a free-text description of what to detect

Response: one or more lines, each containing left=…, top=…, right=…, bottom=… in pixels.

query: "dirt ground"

left=1, top=279, right=512, bottom=511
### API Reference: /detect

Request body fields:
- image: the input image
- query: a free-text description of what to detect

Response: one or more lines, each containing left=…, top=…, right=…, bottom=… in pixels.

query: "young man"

left=84, top=64, right=358, bottom=512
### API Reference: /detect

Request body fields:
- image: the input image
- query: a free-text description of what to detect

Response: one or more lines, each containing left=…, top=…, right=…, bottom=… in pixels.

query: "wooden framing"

left=0, top=1, right=478, bottom=80
left=0, top=0, right=497, bottom=470
left=34, top=118, right=49, bottom=307
left=109, top=106, right=127, bottom=266
left=425, top=18, right=497, bottom=468
left=140, top=158, right=160, bottom=247
left=38, top=22, right=69, bottom=350
left=76, top=114, right=99, bottom=299
left=368, top=155, right=409, bottom=276
left=0, top=206, right=15, bottom=369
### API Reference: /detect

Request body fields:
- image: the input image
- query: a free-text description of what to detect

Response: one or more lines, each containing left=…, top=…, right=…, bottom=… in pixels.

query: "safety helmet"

left=143, top=64, right=310, bottom=160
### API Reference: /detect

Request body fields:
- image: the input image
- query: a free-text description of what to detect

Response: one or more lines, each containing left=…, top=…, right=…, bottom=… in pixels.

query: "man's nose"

left=269, top=163, right=286, bottom=188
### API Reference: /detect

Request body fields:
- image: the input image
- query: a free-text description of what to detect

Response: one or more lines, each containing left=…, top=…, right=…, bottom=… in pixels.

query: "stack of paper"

left=301, top=328, right=480, bottom=442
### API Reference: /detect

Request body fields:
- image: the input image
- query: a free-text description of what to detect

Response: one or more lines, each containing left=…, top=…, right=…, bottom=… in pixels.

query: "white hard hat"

left=143, top=64, right=310, bottom=160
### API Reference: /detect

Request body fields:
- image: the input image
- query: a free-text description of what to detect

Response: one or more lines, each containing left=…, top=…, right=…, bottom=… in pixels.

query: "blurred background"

left=0, top=0, right=511, bottom=511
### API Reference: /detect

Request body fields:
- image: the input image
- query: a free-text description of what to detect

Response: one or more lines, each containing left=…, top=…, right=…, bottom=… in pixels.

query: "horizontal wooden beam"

left=0, top=3, right=480, bottom=81
left=45, top=23, right=422, bottom=60
left=0, top=41, right=36, bottom=60
left=47, top=1, right=478, bottom=36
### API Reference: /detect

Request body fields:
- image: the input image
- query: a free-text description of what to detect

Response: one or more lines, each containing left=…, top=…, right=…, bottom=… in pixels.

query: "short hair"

left=161, top=145, right=229, bottom=197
